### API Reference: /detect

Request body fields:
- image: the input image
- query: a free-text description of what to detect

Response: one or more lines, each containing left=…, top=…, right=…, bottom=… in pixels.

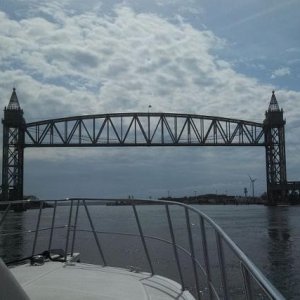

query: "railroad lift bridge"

left=1, top=89, right=300, bottom=205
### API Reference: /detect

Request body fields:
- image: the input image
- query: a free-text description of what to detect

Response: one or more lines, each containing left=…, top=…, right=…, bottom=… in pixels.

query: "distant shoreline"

left=107, top=194, right=267, bottom=206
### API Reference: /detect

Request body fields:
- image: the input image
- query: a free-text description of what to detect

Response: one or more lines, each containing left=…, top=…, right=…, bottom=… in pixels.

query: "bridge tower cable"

left=263, top=91, right=287, bottom=205
left=1, top=88, right=25, bottom=201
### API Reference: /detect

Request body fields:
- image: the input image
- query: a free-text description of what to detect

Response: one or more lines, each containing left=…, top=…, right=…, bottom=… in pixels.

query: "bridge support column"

left=1, top=89, right=25, bottom=201
left=263, top=91, right=287, bottom=205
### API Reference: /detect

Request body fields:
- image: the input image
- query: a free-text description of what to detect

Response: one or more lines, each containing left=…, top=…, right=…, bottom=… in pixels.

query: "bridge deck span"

left=24, top=112, right=265, bottom=147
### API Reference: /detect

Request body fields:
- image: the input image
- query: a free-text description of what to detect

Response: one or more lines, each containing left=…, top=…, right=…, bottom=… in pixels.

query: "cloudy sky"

left=0, top=0, right=299, bottom=199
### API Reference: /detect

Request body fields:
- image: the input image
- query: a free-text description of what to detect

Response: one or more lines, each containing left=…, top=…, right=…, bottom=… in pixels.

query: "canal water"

left=1, top=204, right=300, bottom=299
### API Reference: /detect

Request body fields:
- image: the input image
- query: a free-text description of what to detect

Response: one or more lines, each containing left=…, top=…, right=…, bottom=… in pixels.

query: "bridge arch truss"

left=24, top=113, right=265, bottom=147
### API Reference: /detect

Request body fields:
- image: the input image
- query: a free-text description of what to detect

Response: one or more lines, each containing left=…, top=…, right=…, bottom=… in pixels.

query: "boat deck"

left=10, top=262, right=195, bottom=300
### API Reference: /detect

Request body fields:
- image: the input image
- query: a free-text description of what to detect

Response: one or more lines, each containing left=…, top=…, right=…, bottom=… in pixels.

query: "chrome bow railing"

left=0, top=198, right=285, bottom=300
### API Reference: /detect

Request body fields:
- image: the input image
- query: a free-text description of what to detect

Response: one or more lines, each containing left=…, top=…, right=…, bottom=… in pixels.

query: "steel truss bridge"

left=24, top=113, right=265, bottom=147
left=2, top=89, right=300, bottom=205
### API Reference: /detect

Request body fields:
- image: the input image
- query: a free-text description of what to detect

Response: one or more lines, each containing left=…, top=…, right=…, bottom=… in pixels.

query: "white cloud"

left=0, top=3, right=300, bottom=198
left=271, top=67, right=291, bottom=79
left=0, top=6, right=279, bottom=122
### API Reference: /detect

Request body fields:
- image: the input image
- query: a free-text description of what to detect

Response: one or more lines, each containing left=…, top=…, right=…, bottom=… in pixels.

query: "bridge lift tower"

left=1, top=88, right=25, bottom=201
left=263, top=91, right=287, bottom=205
